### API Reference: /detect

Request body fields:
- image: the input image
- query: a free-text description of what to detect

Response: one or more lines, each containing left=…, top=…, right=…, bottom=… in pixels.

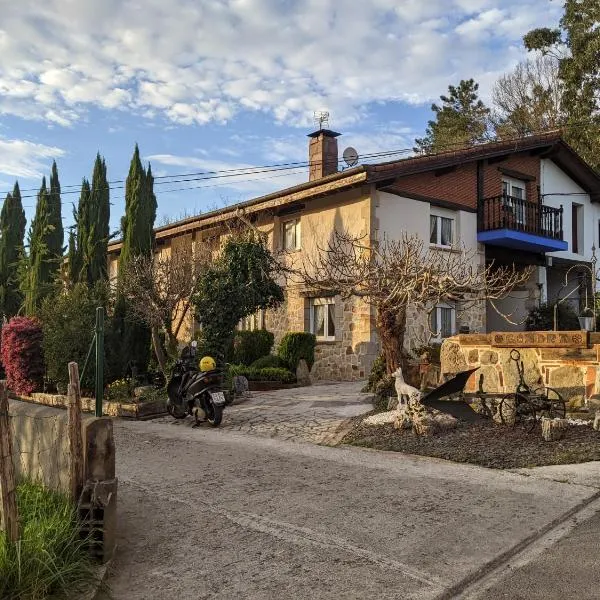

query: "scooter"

left=166, top=341, right=226, bottom=427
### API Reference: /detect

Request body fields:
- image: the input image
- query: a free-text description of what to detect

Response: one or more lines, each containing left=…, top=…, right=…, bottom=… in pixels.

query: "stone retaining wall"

left=441, top=331, right=600, bottom=409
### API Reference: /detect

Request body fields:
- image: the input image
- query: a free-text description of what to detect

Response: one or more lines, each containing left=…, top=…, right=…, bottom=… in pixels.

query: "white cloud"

left=0, top=0, right=563, bottom=127
left=0, top=137, right=65, bottom=179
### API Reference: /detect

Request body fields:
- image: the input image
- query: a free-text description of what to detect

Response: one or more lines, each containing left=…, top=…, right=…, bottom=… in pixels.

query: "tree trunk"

left=377, top=305, right=408, bottom=374
left=151, top=326, right=168, bottom=377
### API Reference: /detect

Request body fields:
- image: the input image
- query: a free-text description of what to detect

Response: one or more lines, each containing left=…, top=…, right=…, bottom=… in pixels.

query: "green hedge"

left=250, top=354, right=286, bottom=369
left=228, top=364, right=296, bottom=384
left=278, top=332, right=316, bottom=371
left=231, top=330, right=274, bottom=365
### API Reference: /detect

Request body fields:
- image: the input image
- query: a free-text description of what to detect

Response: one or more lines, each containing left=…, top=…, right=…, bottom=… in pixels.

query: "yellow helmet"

left=199, top=356, right=216, bottom=372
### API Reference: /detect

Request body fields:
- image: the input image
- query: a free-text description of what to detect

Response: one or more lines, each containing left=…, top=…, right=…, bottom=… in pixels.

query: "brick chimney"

left=308, top=129, right=341, bottom=181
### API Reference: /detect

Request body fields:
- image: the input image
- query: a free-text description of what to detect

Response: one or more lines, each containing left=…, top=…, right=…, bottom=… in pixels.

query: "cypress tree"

left=0, top=182, right=26, bottom=317
left=48, top=161, right=64, bottom=259
left=113, top=144, right=157, bottom=376
left=67, top=178, right=91, bottom=285
left=89, top=153, right=110, bottom=283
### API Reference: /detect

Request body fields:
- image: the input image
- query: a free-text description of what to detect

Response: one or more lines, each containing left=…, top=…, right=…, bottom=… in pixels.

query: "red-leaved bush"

left=1, top=316, right=45, bottom=396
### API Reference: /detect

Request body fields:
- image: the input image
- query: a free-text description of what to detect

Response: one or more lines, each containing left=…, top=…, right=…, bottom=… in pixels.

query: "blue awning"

left=477, top=229, right=568, bottom=253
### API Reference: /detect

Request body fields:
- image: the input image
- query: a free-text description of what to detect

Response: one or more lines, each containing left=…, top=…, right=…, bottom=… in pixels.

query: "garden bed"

left=343, top=415, right=600, bottom=469
left=9, top=390, right=167, bottom=419
left=247, top=381, right=302, bottom=391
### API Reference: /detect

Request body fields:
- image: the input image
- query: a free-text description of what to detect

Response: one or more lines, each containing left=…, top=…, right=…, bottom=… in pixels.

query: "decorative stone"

left=549, top=365, right=585, bottom=409
left=499, top=348, right=542, bottom=392
left=296, top=359, right=311, bottom=386
left=232, top=375, right=250, bottom=396
left=431, top=410, right=458, bottom=431
left=440, top=341, right=468, bottom=375
left=468, top=349, right=479, bottom=364
left=364, top=411, right=396, bottom=426
left=393, top=409, right=412, bottom=430
left=412, top=413, right=436, bottom=436
left=480, top=351, right=498, bottom=365
left=593, top=411, right=600, bottom=432
left=541, top=417, right=568, bottom=441
left=478, top=365, right=500, bottom=393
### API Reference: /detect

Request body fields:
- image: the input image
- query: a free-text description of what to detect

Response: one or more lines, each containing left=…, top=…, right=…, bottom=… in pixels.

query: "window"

left=502, top=177, right=527, bottom=226
left=430, top=215, right=454, bottom=247
left=310, top=297, right=336, bottom=341
left=430, top=304, right=456, bottom=340
left=282, top=218, right=301, bottom=251
left=239, top=310, right=265, bottom=331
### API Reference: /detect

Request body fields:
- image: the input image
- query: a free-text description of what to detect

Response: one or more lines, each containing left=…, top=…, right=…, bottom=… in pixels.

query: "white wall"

left=541, top=159, right=596, bottom=262
left=375, top=191, right=479, bottom=255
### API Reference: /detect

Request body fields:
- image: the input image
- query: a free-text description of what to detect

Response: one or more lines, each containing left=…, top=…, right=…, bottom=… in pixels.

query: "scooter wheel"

left=167, top=399, right=187, bottom=419
left=206, top=402, right=223, bottom=427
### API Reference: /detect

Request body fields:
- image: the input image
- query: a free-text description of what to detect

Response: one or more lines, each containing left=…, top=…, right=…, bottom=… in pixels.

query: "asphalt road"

left=104, top=417, right=600, bottom=600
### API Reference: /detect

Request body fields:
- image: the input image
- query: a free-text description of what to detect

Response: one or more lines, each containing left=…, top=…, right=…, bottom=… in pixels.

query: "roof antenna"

left=313, top=111, right=330, bottom=130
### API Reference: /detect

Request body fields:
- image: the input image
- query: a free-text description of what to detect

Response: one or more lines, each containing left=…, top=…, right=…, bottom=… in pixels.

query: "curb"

left=434, top=489, right=600, bottom=599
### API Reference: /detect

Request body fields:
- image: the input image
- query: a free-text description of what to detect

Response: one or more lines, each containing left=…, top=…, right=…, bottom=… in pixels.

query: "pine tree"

left=0, top=182, right=26, bottom=317
left=414, top=79, right=491, bottom=154
left=113, top=144, right=157, bottom=376
left=524, top=1, right=600, bottom=168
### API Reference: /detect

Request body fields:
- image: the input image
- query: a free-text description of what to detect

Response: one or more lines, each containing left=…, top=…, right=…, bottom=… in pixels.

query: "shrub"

left=364, top=354, right=386, bottom=393
left=411, top=343, right=441, bottom=364
left=231, top=330, right=274, bottom=365
left=228, top=364, right=296, bottom=383
left=250, top=354, right=286, bottom=369
left=1, top=316, right=44, bottom=395
left=0, top=481, right=98, bottom=599
left=40, top=283, right=108, bottom=393
left=525, top=302, right=580, bottom=331
left=105, top=378, right=133, bottom=402
left=278, top=332, right=316, bottom=371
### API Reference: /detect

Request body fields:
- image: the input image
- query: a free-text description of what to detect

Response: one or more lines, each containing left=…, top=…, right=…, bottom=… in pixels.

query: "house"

left=108, top=129, right=600, bottom=381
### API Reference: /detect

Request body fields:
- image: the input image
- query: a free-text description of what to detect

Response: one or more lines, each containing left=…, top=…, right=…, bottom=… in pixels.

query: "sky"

left=0, top=0, right=562, bottom=233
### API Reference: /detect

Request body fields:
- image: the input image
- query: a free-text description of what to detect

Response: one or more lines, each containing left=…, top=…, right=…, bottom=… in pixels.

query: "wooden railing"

left=478, top=195, right=563, bottom=240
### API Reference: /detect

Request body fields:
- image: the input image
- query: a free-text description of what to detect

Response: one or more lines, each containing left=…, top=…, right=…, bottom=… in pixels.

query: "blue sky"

left=0, top=0, right=562, bottom=233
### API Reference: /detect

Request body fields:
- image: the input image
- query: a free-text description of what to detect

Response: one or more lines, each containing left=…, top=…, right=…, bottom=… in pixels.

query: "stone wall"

left=441, top=331, right=600, bottom=409
left=8, top=399, right=115, bottom=494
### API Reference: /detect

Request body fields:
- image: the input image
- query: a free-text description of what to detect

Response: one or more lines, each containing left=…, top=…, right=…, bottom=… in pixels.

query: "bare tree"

left=299, top=232, right=531, bottom=373
left=120, top=251, right=206, bottom=376
left=493, top=55, right=564, bottom=137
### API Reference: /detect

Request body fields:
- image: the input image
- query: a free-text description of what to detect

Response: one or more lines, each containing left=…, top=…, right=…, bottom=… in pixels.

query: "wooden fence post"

left=68, top=362, right=84, bottom=504
left=0, top=382, right=19, bottom=542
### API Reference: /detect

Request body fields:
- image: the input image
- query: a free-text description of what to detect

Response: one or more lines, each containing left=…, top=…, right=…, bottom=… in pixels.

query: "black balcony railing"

left=478, top=195, right=564, bottom=240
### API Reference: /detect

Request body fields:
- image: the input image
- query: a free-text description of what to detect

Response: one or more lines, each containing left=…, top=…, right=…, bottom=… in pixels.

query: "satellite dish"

left=343, top=146, right=359, bottom=167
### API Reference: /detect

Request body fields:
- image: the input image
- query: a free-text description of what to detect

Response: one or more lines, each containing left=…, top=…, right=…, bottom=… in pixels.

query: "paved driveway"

left=104, top=413, right=600, bottom=600
left=151, top=381, right=374, bottom=445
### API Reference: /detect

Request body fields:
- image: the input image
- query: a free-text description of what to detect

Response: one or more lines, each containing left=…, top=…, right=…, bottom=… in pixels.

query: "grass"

left=0, top=481, right=101, bottom=600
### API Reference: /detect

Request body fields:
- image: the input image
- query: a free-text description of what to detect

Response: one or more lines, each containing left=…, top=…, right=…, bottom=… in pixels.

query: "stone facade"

left=441, top=332, right=600, bottom=409
left=265, top=289, right=378, bottom=382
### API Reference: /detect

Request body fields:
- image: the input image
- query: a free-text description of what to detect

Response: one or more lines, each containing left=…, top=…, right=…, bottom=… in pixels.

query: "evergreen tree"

left=89, top=153, right=110, bottom=284
left=414, top=79, right=491, bottom=154
left=0, top=182, right=26, bottom=317
left=67, top=178, right=91, bottom=285
left=524, top=1, right=600, bottom=168
left=48, top=161, right=64, bottom=259
left=113, top=144, right=157, bottom=376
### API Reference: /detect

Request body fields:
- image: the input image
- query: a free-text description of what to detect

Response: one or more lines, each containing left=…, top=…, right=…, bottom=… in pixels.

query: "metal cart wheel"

left=533, top=387, right=567, bottom=420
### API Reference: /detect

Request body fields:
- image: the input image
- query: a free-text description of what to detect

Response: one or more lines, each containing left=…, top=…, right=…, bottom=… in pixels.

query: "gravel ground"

left=343, top=417, right=600, bottom=469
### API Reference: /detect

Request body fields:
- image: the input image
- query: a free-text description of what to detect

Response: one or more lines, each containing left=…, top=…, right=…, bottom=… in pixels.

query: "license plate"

left=210, top=391, right=226, bottom=406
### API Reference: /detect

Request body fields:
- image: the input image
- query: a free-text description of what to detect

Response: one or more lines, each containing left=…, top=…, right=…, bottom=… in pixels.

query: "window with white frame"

left=309, top=297, right=336, bottom=341
left=502, top=177, right=527, bottom=226
left=430, top=214, right=454, bottom=247
left=430, top=304, right=456, bottom=340
left=239, top=309, right=266, bottom=331
left=282, top=218, right=301, bottom=251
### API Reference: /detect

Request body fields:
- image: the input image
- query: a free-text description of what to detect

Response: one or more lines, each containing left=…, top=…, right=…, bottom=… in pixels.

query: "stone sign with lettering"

left=490, top=331, right=589, bottom=349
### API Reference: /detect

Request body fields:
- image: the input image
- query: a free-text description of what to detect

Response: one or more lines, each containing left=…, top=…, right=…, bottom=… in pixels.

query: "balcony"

left=477, top=195, right=568, bottom=253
